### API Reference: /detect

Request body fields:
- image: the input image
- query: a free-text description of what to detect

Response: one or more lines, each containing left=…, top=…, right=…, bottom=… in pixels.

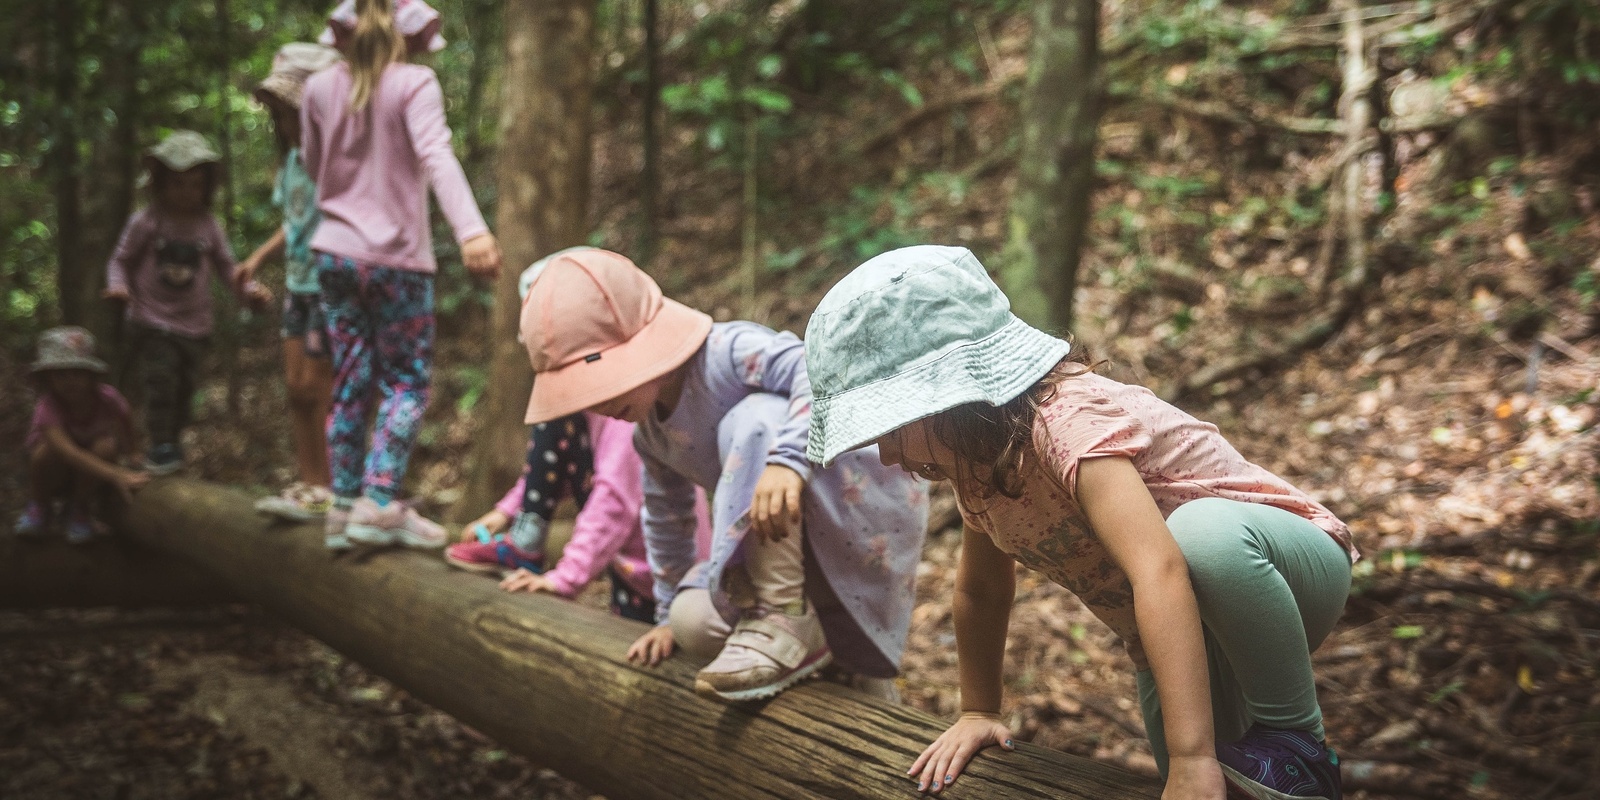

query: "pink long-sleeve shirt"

left=300, top=62, right=487, bottom=272
left=495, top=412, right=712, bottom=599
left=105, top=208, right=241, bottom=338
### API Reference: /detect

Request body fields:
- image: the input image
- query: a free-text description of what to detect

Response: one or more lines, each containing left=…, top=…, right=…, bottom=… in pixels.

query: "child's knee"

left=668, top=588, right=733, bottom=659
left=88, top=436, right=120, bottom=461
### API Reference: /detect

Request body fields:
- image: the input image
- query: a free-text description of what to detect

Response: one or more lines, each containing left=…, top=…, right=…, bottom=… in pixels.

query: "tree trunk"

left=457, top=0, right=597, bottom=521
left=638, top=0, right=660, bottom=266
left=999, top=0, right=1101, bottom=334
left=122, top=479, right=1162, bottom=800
left=0, top=537, right=233, bottom=610
left=51, top=0, right=90, bottom=329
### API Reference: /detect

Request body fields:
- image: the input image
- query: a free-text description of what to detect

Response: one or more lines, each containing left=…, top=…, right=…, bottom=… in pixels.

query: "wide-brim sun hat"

left=520, top=248, right=713, bottom=425
left=320, top=0, right=447, bottom=55
left=254, top=42, right=343, bottom=110
left=145, top=130, right=221, bottom=172
left=804, top=244, right=1072, bottom=466
left=30, top=325, right=108, bottom=374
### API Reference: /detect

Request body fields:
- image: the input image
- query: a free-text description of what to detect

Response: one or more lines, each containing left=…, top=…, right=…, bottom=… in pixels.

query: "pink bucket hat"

left=319, top=0, right=446, bottom=55
left=520, top=249, right=713, bottom=424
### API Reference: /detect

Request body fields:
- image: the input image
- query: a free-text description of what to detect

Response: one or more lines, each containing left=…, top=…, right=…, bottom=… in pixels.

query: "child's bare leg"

left=72, top=436, right=121, bottom=505
left=283, top=338, right=333, bottom=487
left=27, top=444, right=70, bottom=509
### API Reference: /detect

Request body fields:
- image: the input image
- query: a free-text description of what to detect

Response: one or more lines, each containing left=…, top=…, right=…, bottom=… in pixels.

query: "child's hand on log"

left=751, top=464, right=804, bottom=541
left=499, top=568, right=554, bottom=595
left=626, top=625, right=676, bottom=667
left=908, top=712, right=1014, bottom=794
left=113, top=468, right=151, bottom=504
left=461, top=509, right=510, bottom=543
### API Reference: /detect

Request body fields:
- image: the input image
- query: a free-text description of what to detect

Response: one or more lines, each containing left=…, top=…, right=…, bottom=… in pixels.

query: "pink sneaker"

left=444, top=538, right=545, bottom=575
left=694, top=603, right=832, bottom=702
left=346, top=497, right=446, bottom=549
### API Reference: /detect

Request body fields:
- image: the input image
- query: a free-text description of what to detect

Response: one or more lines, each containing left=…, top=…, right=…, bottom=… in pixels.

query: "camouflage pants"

left=127, top=324, right=207, bottom=448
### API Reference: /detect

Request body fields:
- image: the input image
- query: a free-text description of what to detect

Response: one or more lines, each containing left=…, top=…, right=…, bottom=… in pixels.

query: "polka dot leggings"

left=521, top=413, right=595, bottom=521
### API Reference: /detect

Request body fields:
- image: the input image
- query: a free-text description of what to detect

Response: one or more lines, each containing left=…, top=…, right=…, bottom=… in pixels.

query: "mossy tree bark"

left=1000, top=0, right=1102, bottom=334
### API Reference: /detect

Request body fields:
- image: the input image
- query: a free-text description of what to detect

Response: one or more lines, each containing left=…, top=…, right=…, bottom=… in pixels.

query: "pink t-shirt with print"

left=26, top=383, right=133, bottom=451
left=957, top=370, right=1355, bottom=669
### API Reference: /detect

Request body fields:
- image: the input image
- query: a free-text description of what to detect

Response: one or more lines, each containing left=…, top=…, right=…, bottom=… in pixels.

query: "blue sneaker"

left=1216, top=725, right=1341, bottom=800
left=64, top=507, right=97, bottom=545
left=14, top=502, right=49, bottom=538
left=143, top=444, right=183, bottom=476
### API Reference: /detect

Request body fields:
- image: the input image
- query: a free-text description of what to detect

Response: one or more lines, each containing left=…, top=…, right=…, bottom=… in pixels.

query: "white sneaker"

left=256, top=483, right=334, bottom=522
left=346, top=497, right=446, bottom=549
left=325, top=504, right=353, bottom=552
left=694, top=603, right=831, bottom=702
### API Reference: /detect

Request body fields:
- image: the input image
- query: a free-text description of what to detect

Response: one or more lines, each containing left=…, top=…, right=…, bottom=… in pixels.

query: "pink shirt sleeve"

left=1041, top=386, right=1153, bottom=501
left=105, top=211, right=153, bottom=294
left=401, top=71, right=489, bottom=245
left=544, top=417, right=644, bottom=597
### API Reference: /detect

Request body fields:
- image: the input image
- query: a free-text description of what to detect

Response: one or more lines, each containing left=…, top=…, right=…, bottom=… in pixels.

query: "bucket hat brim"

left=808, top=316, right=1069, bottom=467
left=523, top=298, right=713, bottom=425
left=30, top=355, right=109, bottom=375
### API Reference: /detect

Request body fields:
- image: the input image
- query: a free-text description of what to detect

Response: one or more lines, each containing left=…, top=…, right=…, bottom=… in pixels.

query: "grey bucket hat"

left=30, top=326, right=109, bottom=374
left=804, top=245, right=1071, bottom=466
left=254, top=42, right=343, bottom=110
left=146, top=130, right=221, bottom=172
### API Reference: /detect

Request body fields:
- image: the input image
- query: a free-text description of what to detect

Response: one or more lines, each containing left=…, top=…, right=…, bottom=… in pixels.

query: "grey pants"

left=1136, top=497, right=1352, bottom=775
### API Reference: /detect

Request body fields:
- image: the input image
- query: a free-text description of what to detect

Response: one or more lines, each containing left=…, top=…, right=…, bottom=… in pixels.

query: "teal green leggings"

left=1136, top=497, right=1352, bottom=775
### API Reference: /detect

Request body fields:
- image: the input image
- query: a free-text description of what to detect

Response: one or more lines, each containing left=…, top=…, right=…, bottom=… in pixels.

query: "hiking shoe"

left=64, top=507, right=97, bottom=545
left=255, top=483, right=334, bottom=522
left=325, top=503, right=353, bottom=552
left=143, top=444, right=183, bottom=476
left=444, top=537, right=545, bottom=575
left=14, top=502, right=49, bottom=538
left=346, top=497, right=446, bottom=549
left=695, top=603, right=831, bottom=702
left=1216, top=725, right=1342, bottom=800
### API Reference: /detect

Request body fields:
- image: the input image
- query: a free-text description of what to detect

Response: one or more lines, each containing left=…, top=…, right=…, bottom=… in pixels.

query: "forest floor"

left=5, top=9, right=1600, bottom=800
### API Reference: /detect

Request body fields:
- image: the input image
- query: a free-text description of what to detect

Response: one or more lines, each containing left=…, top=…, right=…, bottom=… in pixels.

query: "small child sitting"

left=17, top=327, right=149, bottom=543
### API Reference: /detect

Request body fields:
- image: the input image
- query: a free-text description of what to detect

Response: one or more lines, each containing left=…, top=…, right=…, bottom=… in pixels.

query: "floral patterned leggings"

left=316, top=253, right=434, bottom=504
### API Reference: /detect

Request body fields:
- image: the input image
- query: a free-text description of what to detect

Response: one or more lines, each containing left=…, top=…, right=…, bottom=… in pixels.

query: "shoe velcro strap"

left=727, top=618, right=812, bottom=669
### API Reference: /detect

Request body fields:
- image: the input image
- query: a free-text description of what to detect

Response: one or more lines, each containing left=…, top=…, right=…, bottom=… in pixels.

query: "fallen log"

left=123, top=479, right=1160, bottom=800
left=0, top=535, right=233, bottom=609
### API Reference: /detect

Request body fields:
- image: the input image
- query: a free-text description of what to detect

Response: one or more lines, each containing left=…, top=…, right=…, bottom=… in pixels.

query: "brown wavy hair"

left=926, top=339, right=1102, bottom=499
left=347, top=0, right=406, bottom=112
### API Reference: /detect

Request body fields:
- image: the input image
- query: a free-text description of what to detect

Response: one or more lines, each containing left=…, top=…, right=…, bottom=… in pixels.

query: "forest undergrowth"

left=3, top=1, right=1598, bottom=798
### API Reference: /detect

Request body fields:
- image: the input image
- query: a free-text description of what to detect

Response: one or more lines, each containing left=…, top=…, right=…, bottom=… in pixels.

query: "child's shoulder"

left=96, top=382, right=133, bottom=417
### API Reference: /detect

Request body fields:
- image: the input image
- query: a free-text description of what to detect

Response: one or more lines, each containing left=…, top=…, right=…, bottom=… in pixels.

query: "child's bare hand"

left=102, top=287, right=131, bottom=302
left=907, top=712, right=1015, bottom=794
left=499, top=568, right=555, bottom=595
left=115, top=468, right=152, bottom=503
left=461, top=233, right=502, bottom=281
left=1161, top=755, right=1226, bottom=800
left=751, top=464, right=804, bottom=541
left=626, top=625, right=676, bottom=667
left=246, top=282, right=274, bottom=310
left=461, top=509, right=511, bottom=542
left=233, top=256, right=262, bottom=292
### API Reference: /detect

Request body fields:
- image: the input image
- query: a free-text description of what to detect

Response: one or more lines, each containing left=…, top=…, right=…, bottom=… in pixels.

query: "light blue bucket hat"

left=804, top=245, right=1072, bottom=466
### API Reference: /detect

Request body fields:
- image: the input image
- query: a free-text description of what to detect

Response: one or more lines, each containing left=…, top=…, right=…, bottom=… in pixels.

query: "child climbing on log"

left=17, top=327, right=148, bottom=543
left=519, top=248, right=928, bottom=702
left=804, top=245, right=1357, bottom=799
left=448, top=249, right=712, bottom=622
left=302, top=0, right=501, bottom=551
left=236, top=42, right=343, bottom=523
left=102, top=130, right=273, bottom=476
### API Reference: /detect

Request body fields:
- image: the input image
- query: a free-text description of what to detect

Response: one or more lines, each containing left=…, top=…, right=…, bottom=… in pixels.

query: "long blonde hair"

left=347, top=0, right=406, bottom=111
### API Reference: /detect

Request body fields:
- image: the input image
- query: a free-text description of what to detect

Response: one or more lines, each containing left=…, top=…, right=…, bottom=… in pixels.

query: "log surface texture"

left=124, top=479, right=1160, bottom=800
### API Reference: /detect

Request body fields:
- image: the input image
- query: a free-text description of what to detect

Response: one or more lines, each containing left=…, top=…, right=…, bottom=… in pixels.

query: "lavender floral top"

left=635, top=322, right=929, bottom=677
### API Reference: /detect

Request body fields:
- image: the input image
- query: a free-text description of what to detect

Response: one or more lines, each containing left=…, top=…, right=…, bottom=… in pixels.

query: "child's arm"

left=39, top=426, right=148, bottom=502
left=540, top=418, right=646, bottom=597
left=103, top=212, right=151, bottom=301
left=724, top=325, right=812, bottom=539
left=210, top=218, right=270, bottom=307
left=639, top=449, right=701, bottom=620
left=400, top=71, right=497, bottom=278
left=909, top=519, right=1017, bottom=793
left=1078, top=456, right=1225, bottom=800
left=234, top=228, right=286, bottom=292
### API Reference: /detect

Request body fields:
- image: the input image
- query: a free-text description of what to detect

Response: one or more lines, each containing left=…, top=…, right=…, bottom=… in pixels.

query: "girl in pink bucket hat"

left=520, top=249, right=928, bottom=702
left=301, top=0, right=501, bottom=550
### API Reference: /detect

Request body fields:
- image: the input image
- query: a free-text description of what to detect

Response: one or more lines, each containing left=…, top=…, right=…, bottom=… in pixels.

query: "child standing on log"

left=519, top=248, right=928, bottom=702
left=236, top=42, right=343, bottom=522
left=17, top=327, right=149, bottom=543
left=449, top=249, right=712, bottom=621
left=103, top=130, right=272, bottom=475
left=302, top=0, right=501, bottom=550
left=805, top=245, right=1356, bottom=799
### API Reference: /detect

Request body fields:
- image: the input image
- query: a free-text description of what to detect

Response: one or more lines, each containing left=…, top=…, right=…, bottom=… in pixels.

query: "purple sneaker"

left=14, top=502, right=49, bottom=538
left=1216, top=725, right=1341, bottom=800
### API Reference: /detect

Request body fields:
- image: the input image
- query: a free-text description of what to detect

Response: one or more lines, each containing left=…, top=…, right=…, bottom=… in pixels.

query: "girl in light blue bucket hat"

left=806, top=245, right=1358, bottom=800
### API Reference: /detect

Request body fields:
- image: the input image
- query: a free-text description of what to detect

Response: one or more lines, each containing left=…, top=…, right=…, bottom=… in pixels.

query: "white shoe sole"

left=695, top=650, right=833, bottom=702
left=1219, top=764, right=1333, bottom=800
left=255, top=498, right=325, bottom=522
left=344, top=523, right=398, bottom=546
